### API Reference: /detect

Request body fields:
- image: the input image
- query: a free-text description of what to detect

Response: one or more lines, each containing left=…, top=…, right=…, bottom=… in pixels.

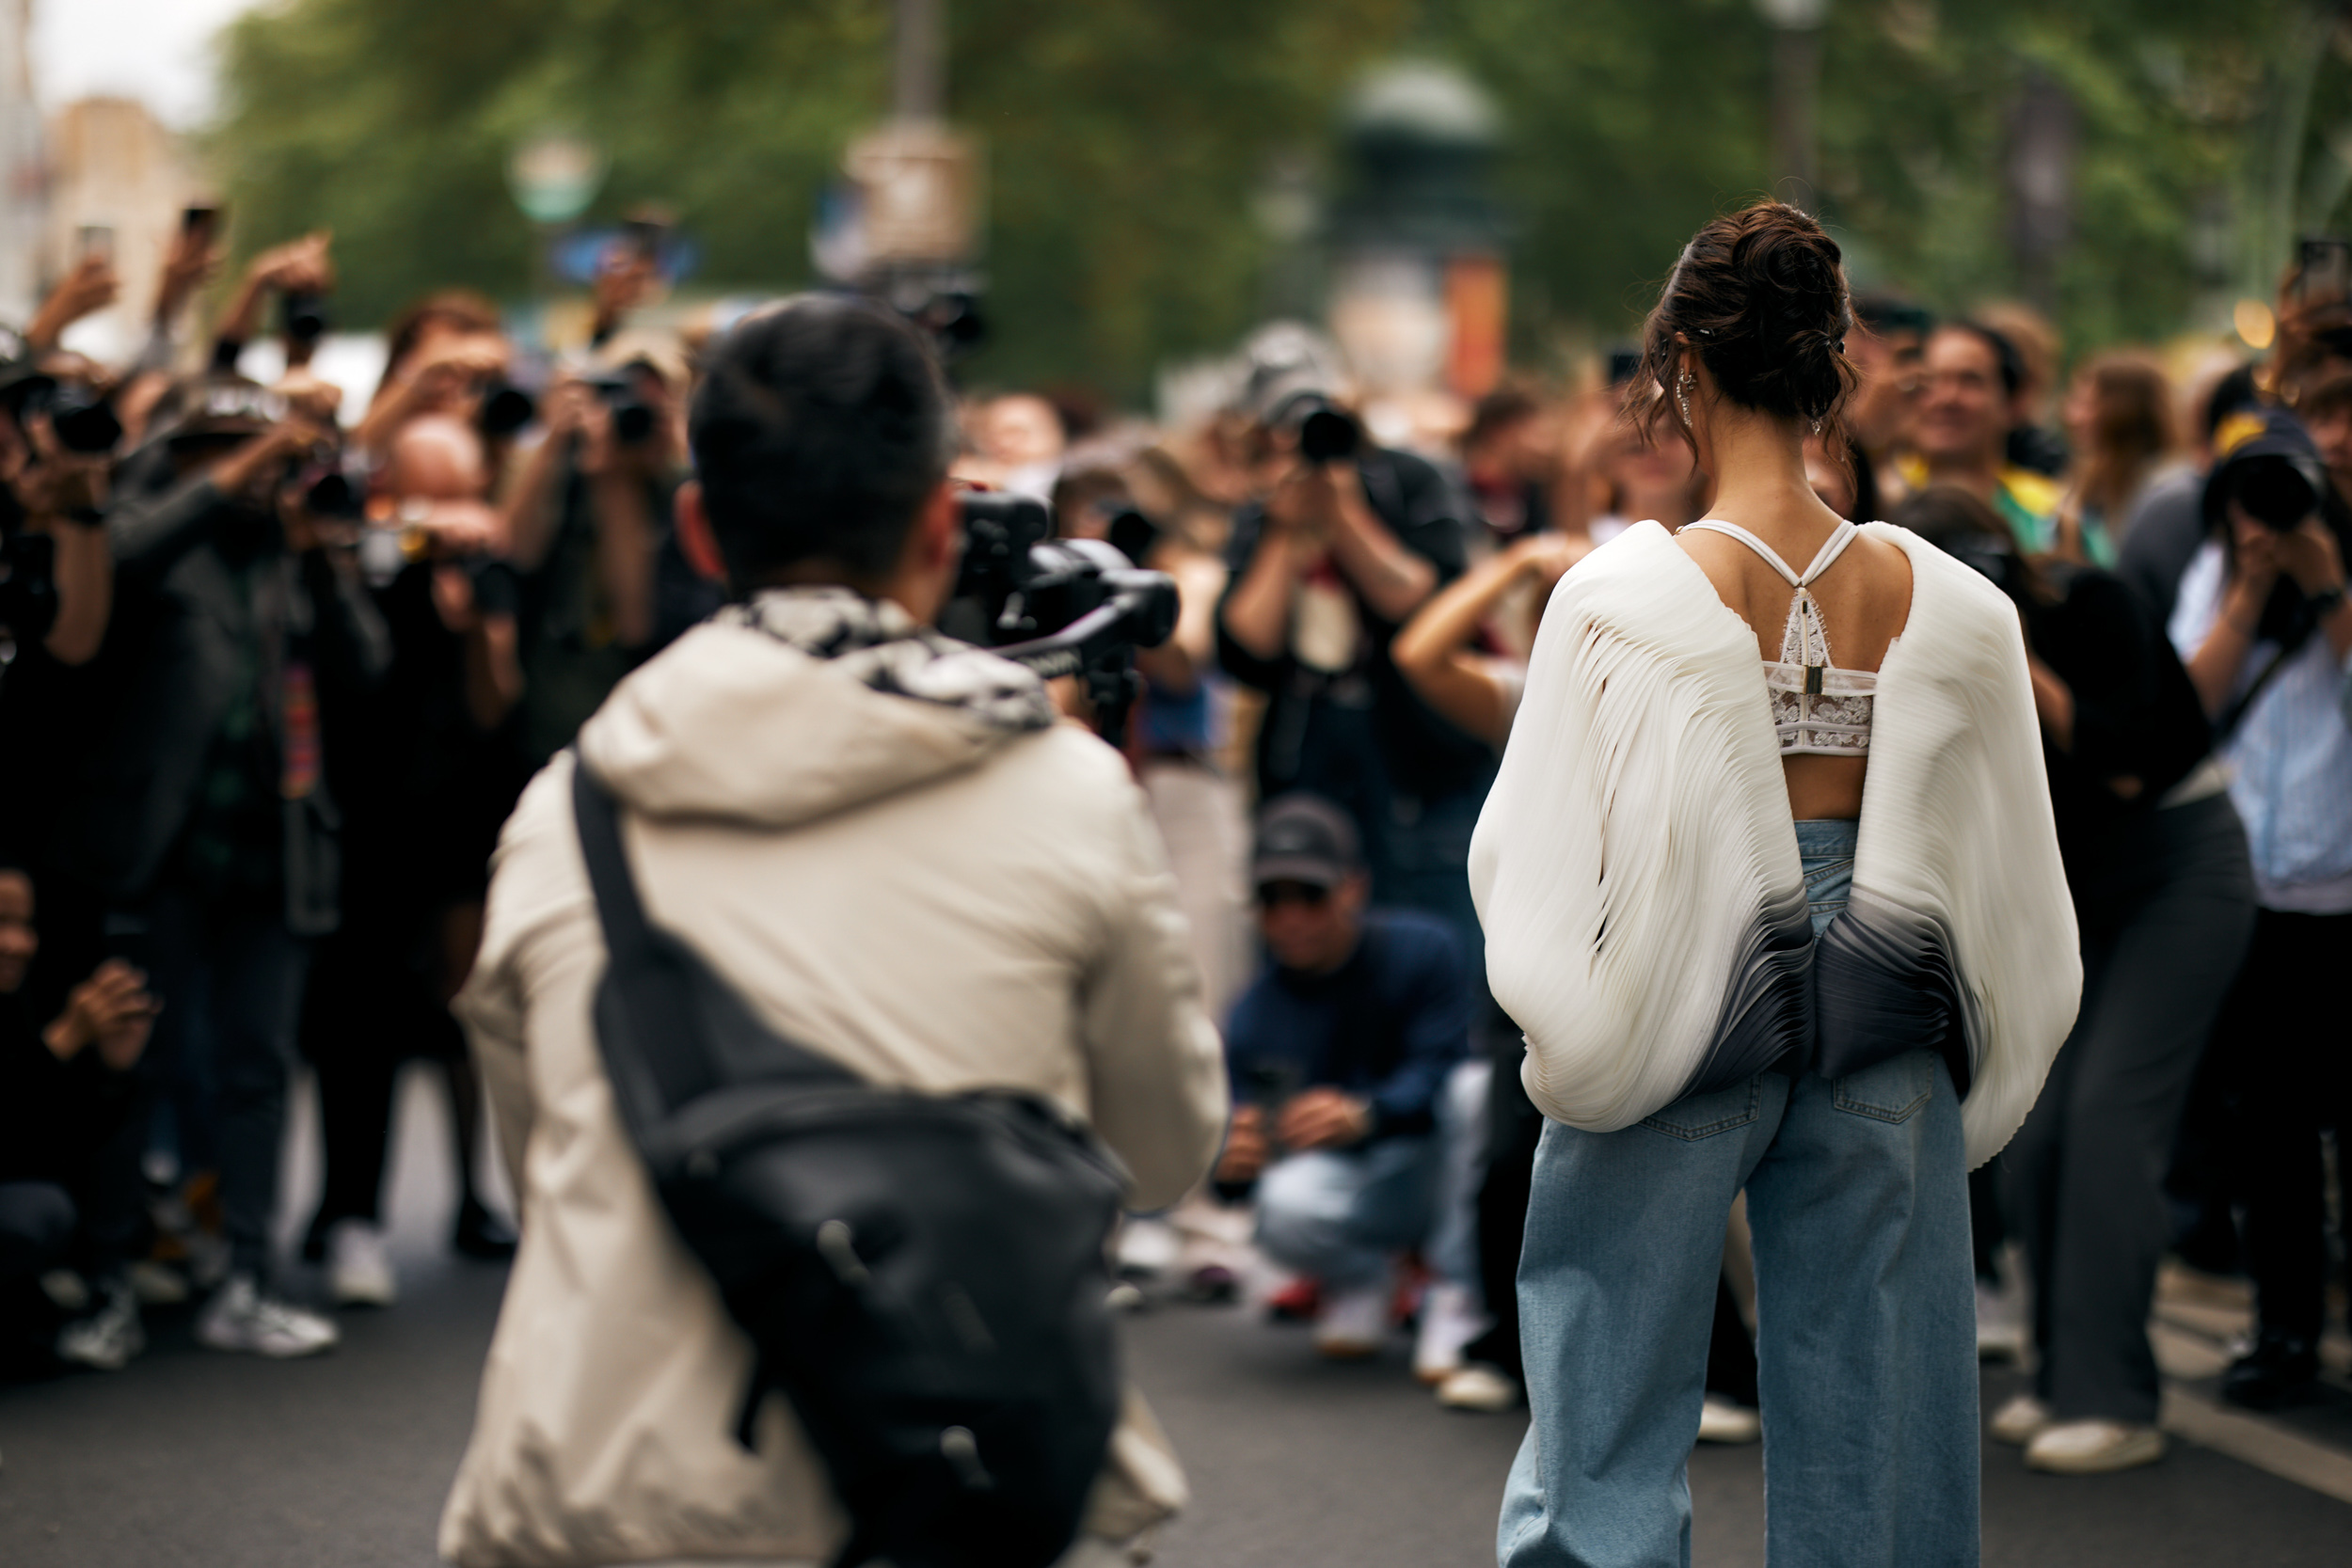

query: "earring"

left=1811, top=417, right=1822, bottom=436
left=1677, top=371, right=1694, bottom=427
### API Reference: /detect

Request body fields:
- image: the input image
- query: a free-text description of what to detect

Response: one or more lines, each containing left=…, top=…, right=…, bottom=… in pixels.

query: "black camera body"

left=477, top=380, right=537, bottom=440
left=2226, top=455, right=2319, bottom=531
left=583, top=370, right=658, bottom=447
left=17, top=377, right=123, bottom=456
left=280, top=291, right=330, bottom=345
left=943, top=492, right=1178, bottom=743
left=1271, top=391, right=1361, bottom=465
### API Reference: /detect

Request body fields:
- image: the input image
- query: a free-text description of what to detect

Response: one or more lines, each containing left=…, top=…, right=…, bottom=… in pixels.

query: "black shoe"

left=2221, top=1330, right=2319, bottom=1410
left=453, top=1201, right=517, bottom=1261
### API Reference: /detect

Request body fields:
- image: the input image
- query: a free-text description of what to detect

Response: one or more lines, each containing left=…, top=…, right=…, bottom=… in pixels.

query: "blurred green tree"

left=210, top=0, right=2343, bottom=394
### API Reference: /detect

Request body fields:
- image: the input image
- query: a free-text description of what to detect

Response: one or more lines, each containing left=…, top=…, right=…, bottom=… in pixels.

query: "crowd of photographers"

left=0, top=218, right=2345, bottom=1481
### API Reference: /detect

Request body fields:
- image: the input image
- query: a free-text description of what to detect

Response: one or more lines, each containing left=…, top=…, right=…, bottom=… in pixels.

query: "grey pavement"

left=4, top=1068, right=2350, bottom=1566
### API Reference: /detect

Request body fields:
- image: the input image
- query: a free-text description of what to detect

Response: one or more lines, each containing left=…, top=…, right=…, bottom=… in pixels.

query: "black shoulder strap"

left=571, top=752, right=860, bottom=1126
left=571, top=752, right=725, bottom=1114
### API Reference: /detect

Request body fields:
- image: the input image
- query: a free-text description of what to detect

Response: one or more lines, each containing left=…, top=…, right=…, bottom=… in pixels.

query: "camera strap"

left=2213, top=613, right=2318, bottom=746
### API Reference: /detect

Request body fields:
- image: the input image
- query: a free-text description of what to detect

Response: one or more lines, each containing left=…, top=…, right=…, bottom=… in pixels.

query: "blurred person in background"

left=299, top=413, right=527, bottom=1308
left=1844, top=295, right=1933, bottom=517
left=78, top=379, right=389, bottom=1358
left=1907, top=320, right=2068, bottom=559
left=1216, top=327, right=1491, bottom=955
left=1975, top=301, right=2070, bottom=479
left=0, top=322, right=144, bottom=1053
left=2169, top=409, right=2352, bottom=1410
left=501, top=340, right=691, bottom=765
left=1391, top=529, right=1581, bottom=1415
left=1459, top=384, right=1559, bottom=547
left=1213, top=794, right=1479, bottom=1372
left=1898, top=486, right=2250, bottom=1474
left=1053, top=464, right=1250, bottom=1020
left=2056, top=351, right=2182, bottom=562
left=1583, top=414, right=1706, bottom=546
left=205, top=232, right=335, bottom=380
left=0, top=863, right=160, bottom=1373
left=2117, top=366, right=2263, bottom=625
left=356, top=290, right=512, bottom=456
left=977, top=390, right=1069, bottom=499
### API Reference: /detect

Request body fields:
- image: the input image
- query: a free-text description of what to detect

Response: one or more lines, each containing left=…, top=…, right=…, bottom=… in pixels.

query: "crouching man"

left=437, top=298, right=1228, bottom=1568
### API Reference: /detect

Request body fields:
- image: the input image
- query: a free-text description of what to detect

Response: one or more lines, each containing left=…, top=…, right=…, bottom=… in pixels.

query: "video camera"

left=940, top=492, right=1178, bottom=744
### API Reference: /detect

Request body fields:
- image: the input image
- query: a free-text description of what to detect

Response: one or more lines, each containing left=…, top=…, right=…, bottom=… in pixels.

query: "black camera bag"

left=569, top=759, right=1129, bottom=1568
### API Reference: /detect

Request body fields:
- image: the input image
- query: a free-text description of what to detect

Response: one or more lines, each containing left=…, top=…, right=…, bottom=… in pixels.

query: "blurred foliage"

left=211, top=0, right=2352, bottom=395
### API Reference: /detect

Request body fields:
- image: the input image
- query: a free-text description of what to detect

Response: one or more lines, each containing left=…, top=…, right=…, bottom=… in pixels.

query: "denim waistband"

left=1794, top=817, right=1858, bottom=935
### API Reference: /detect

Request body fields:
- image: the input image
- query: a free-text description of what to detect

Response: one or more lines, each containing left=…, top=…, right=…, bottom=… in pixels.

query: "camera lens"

left=2232, top=457, right=2317, bottom=530
left=1297, top=406, right=1361, bottom=465
left=478, top=382, right=537, bottom=438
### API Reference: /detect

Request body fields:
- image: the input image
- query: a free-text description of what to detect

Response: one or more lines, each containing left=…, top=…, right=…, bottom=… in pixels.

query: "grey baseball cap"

left=1251, top=793, right=1363, bottom=891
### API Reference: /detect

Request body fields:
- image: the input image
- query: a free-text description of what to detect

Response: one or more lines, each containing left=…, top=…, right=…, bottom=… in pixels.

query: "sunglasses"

left=1256, top=881, right=1333, bottom=910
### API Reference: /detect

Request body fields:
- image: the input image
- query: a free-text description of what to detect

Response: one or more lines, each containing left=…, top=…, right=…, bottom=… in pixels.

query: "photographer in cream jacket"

left=438, top=298, right=1228, bottom=1568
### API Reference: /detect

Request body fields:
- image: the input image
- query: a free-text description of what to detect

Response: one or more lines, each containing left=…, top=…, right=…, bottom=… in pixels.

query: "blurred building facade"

left=0, top=0, right=40, bottom=323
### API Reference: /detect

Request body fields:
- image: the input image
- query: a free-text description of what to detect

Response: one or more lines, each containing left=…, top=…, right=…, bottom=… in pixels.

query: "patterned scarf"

left=723, top=587, right=1056, bottom=736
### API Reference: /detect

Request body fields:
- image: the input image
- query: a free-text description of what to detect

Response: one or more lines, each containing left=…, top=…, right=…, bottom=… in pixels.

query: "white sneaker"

left=55, top=1285, right=144, bottom=1371
left=1976, top=1278, right=2026, bottom=1363
left=1413, top=1282, right=1487, bottom=1384
left=1437, top=1362, right=1521, bottom=1413
left=1314, top=1280, right=1391, bottom=1359
left=2025, top=1419, right=2165, bottom=1474
left=327, top=1220, right=397, bottom=1307
left=1696, top=1394, right=1762, bottom=1445
left=197, top=1275, right=339, bottom=1357
left=1988, top=1391, right=2051, bottom=1446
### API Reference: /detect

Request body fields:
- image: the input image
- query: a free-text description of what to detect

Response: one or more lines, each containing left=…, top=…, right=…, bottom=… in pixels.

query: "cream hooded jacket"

left=438, top=591, right=1229, bottom=1568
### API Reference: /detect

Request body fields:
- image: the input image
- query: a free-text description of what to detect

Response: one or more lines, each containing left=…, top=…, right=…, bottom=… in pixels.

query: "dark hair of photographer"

left=1628, top=200, right=1858, bottom=457
left=686, top=297, right=950, bottom=590
left=1893, top=484, right=2209, bottom=836
left=380, top=291, right=503, bottom=390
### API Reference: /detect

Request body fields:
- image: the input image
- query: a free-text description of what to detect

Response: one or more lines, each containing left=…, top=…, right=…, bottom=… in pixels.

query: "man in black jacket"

left=1214, top=334, right=1492, bottom=952
left=77, top=380, right=389, bottom=1357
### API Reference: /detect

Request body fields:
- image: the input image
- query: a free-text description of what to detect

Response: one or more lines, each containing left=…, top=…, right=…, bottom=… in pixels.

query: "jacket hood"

left=577, top=589, right=1054, bottom=829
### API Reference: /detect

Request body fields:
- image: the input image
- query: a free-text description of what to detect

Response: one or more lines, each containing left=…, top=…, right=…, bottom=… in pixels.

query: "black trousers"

left=2003, top=794, right=2255, bottom=1423
left=2215, top=904, right=2352, bottom=1343
left=303, top=921, right=469, bottom=1231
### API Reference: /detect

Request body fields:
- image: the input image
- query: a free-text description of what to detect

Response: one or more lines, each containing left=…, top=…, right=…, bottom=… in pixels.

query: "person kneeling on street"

left=0, top=864, right=160, bottom=1372
left=437, top=296, right=1228, bottom=1568
left=1216, top=792, right=1477, bottom=1364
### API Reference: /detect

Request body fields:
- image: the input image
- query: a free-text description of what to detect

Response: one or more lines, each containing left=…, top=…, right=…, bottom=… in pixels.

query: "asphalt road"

left=3, top=1068, right=2349, bottom=1567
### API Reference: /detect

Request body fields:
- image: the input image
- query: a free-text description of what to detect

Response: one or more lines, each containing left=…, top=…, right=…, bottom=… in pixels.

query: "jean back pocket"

left=1831, top=1050, right=1935, bottom=1124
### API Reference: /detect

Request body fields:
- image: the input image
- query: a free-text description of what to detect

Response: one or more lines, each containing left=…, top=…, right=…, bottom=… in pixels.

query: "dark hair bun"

left=1632, top=200, right=1856, bottom=436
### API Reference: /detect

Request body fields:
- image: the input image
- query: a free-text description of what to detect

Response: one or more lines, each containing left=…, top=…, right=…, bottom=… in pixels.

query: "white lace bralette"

left=1681, top=519, right=1888, bottom=756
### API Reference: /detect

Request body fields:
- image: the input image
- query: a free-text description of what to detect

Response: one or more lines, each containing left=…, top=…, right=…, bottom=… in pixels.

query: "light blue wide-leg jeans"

left=1497, top=819, right=1978, bottom=1568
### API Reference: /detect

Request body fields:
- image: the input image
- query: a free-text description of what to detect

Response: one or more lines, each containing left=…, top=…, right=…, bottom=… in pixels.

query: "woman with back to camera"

left=1470, top=202, right=2081, bottom=1567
